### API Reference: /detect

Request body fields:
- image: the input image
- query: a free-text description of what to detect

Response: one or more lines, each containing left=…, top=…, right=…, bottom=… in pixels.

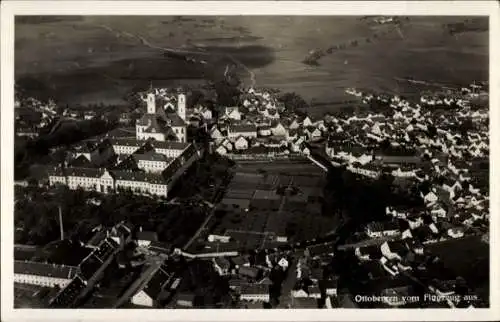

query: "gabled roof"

left=134, top=152, right=171, bottom=163
left=238, top=266, right=260, bottom=279
left=229, top=124, right=257, bottom=133
left=239, top=283, right=269, bottom=295
left=142, top=264, right=173, bottom=301
left=166, top=112, right=187, bottom=127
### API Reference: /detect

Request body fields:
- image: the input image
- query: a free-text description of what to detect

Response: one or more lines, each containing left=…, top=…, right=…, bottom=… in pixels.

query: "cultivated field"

left=15, top=16, right=488, bottom=114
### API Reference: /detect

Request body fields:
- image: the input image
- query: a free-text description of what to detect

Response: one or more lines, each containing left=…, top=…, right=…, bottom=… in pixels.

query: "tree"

left=279, top=92, right=309, bottom=113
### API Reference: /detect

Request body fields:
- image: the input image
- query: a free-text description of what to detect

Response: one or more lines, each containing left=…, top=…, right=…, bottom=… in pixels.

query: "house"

left=176, top=293, right=196, bottom=307
left=225, top=107, right=242, bottom=120
left=213, top=257, right=231, bottom=276
left=447, top=227, right=465, bottom=239
left=228, top=124, right=257, bottom=139
left=234, top=136, right=249, bottom=150
left=305, top=242, right=335, bottom=259
left=216, top=145, right=228, bottom=155
left=271, top=121, right=288, bottom=137
left=289, top=119, right=300, bottom=130
left=238, top=266, right=260, bottom=280
left=199, top=106, right=213, bottom=120
left=258, top=125, right=272, bottom=137
left=365, top=221, right=400, bottom=238
left=231, top=255, right=251, bottom=269
left=380, top=240, right=408, bottom=261
left=14, top=260, right=79, bottom=288
left=207, top=234, right=231, bottom=243
left=277, top=257, right=289, bottom=270
left=239, top=284, right=270, bottom=302
left=210, top=126, right=224, bottom=141
left=423, top=191, right=439, bottom=205
left=322, top=277, right=339, bottom=296
left=305, top=127, right=322, bottom=141
left=136, top=230, right=158, bottom=247
left=355, top=244, right=382, bottom=261
left=131, top=263, right=173, bottom=307
left=302, top=116, right=313, bottom=127
left=380, top=256, right=399, bottom=276
left=292, top=285, right=322, bottom=299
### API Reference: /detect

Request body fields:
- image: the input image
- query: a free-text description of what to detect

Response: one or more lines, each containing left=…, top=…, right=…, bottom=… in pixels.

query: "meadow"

left=15, top=16, right=488, bottom=115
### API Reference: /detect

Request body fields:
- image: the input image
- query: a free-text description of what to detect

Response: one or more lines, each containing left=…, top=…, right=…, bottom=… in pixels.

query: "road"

left=112, top=256, right=164, bottom=308
left=276, top=258, right=298, bottom=308
left=182, top=176, right=229, bottom=250
left=95, top=23, right=256, bottom=87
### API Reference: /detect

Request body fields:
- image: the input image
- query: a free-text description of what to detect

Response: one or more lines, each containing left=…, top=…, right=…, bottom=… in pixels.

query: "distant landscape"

left=15, top=16, right=488, bottom=115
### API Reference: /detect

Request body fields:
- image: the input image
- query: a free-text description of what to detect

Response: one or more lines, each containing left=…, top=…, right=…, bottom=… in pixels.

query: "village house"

left=176, top=293, right=196, bottom=307
left=234, top=136, right=249, bottom=150
left=212, top=257, right=231, bottom=276
left=239, top=284, right=270, bottom=302
left=225, top=106, right=242, bottom=120
left=258, top=125, right=272, bottom=137
left=271, top=121, right=288, bottom=137
left=131, top=263, right=174, bottom=307
left=365, top=221, right=400, bottom=238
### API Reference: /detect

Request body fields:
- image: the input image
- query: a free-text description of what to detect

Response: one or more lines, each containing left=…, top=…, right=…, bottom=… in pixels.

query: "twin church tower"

left=136, top=88, right=187, bottom=143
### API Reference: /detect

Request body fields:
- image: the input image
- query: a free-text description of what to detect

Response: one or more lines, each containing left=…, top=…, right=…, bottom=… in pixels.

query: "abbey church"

left=48, top=87, right=201, bottom=198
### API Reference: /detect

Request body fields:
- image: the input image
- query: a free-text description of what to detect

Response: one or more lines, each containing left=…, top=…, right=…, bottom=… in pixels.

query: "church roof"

left=166, top=113, right=187, bottom=127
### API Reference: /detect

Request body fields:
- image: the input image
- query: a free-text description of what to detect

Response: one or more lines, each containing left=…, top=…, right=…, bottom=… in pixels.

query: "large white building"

left=47, top=86, right=201, bottom=198
left=14, top=260, right=79, bottom=288
left=48, top=143, right=201, bottom=198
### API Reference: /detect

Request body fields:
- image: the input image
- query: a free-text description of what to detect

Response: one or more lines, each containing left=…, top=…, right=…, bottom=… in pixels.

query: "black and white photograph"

left=1, top=1, right=499, bottom=321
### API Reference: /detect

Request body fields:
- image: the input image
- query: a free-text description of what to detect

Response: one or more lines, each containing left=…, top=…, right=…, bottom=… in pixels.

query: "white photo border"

left=1, top=1, right=499, bottom=321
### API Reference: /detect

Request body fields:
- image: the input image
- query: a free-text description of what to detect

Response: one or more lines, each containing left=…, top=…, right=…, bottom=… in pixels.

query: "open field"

left=204, top=161, right=336, bottom=250
left=15, top=16, right=488, bottom=115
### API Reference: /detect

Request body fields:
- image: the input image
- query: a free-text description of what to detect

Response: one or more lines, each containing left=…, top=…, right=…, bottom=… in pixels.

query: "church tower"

left=147, top=92, right=156, bottom=114
left=177, top=92, right=186, bottom=121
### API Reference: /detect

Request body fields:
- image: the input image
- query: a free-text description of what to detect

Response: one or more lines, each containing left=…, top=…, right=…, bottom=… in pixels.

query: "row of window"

left=15, top=275, right=69, bottom=288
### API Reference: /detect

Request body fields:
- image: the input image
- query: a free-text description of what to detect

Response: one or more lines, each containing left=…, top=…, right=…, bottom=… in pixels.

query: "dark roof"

left=133, top=152, right=170, bottom=163
left=65, top=167, right=105, bottom=178
left=166, top=113, right=187, bottom=127
left=109, top=138, right=144, bottom=147
left=238, top=266, right=260, bottom=279
left=112, top=170, right=167, bottom=184
left=48, top=167, right=65, bottom=176
left=137, top=231, right=158, bottom=242
left=366, top=221, right=400, bottom=232
left=150, top=140, right=190, bottom=151
left=86, top=230, right=108, bottom=247
left=386, top=240, right=410, bottom=256
left=143, top=264, right=173, bottom=301
left=69, top=155, right=91, bottom=167
left=50, top=276, right=86, bottom=307
left=176, top=293, right=195, bottom=305
left=229, top=124, right=257, bottom=133
left=358, top=244, right=383, bottom=258
left=239, top=283, right=269, bottom=295
left=14, top=260, right=79, bottom=279
left=306, top=242, right=336, bottom=257
left=214, top=257, right=231, bottom=269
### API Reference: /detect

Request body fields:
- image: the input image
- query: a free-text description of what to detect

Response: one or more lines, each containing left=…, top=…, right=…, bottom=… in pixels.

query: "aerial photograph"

left=13, top=15, right=489, bottom=309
